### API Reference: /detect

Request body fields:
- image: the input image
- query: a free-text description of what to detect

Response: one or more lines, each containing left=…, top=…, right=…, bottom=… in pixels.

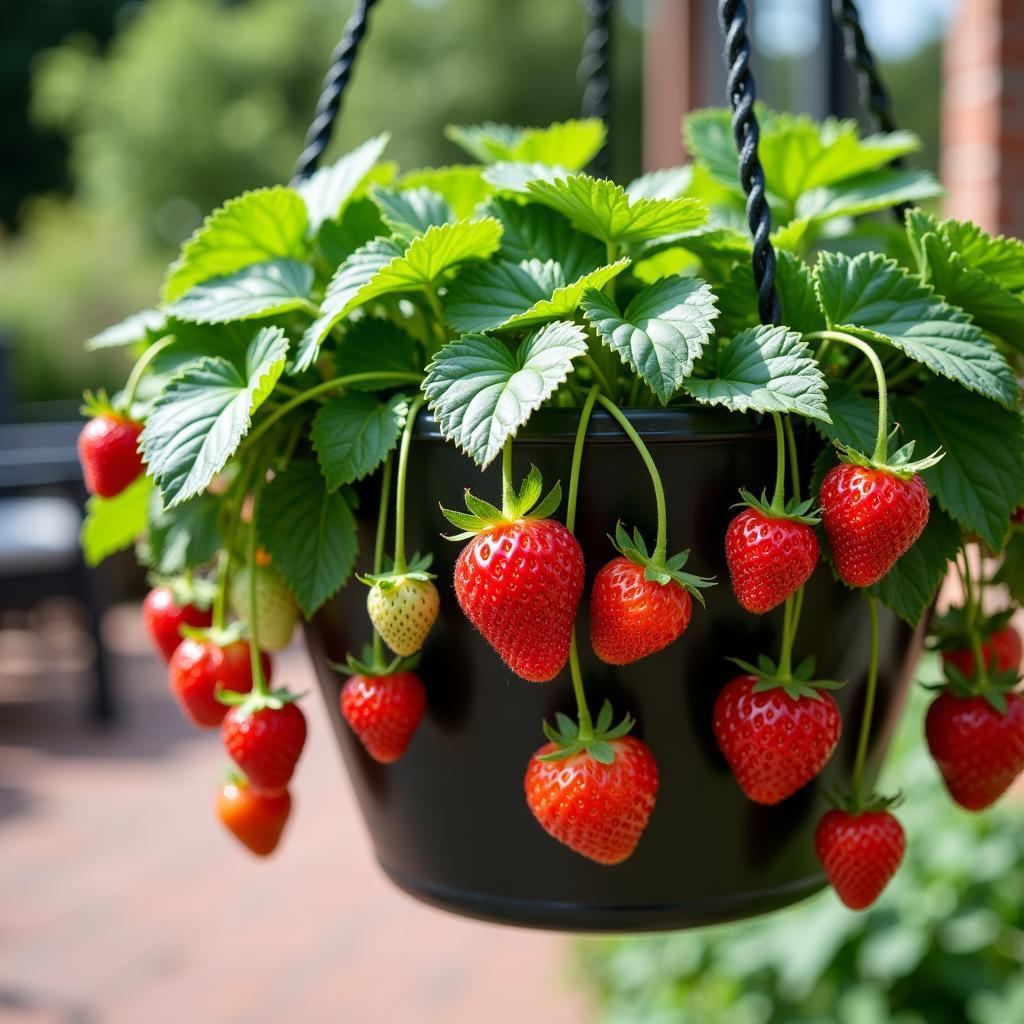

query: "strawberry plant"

left=79, top=107, right=1024, bottom=907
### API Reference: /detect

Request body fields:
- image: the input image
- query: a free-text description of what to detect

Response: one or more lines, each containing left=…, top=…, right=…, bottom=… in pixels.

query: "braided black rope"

left=580, top=0, right=613, bottom=178
left=291, top=0, right=380, bottom=184
left=717, top=0, right=780, bottom=326
left=831, top=0, right=908, bottom=220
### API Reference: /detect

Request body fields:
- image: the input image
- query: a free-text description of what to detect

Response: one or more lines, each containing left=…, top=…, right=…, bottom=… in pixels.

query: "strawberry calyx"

left=729, top=654, right=845, bottom=701
left=610, top=522, right=716, bottom=604
left=834, top=437, right=943, bottom=481
left=440, top=464, right=562, bottom=540
left=824, top=785, right=903, bottom=815
left=216, top=685, right=303, bottom=714
left=734, top=488, right=819, bottom=526
left=538, top=700, right=634, bottom=764
left=147, top=573, right=216, bottom=611
left=925, top=661, right=1022, bottom=714
left=330, top=644, right=420, bottom=679
left=179, top=621, right=248, bottom=647
left=357, top=552, right=435, bottom=589
left=222, top=764, right=251, bottom=788
left=927, top=606, right=1014, bottom=652
left=80, top=387, right=138, bottom=423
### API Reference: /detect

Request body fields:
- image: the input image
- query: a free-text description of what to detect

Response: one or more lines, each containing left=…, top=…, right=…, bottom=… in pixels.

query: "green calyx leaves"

left=835, top=437, right=944, bottom=480
left=824, top=786, right=904, bottom=815
left=147, top=572, right=216, bottom=611
left=730, top=654, right=845, bottom=701
left=931, top=659, right=1022, bottom=713
left=331, top=645, right=420, bottom=679
left=216, top=686, right=303, bottom=714
left=735, top=488, right=820, bottom=526
left=610, top=522, right=715, bottom=603
left=180, top=621, right=247, bottom=648
left=358, top=552, right=435, bottom=588
left=80, top=388, right=124, bottom=420
left=440, top=464, right=561, bottom=539
left=538, top=701, right=634, bottom=764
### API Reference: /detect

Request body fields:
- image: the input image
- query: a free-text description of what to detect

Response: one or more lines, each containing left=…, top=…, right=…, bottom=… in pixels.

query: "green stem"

left=372, top=456, right=394, bottom=664
left=778, top=596, right=794, bottom=681
left=805, top=330, right=889, bottom=463
left=783, top=416, right=801, bottom=502
left=500, top=439, right=515, bottom=519
left=212, top=455, right=262, bottom=631
left=122, top=334, right=177, bottom=409
left=392, top=395, right=425, bottom=575
left=422, top=288, right=449, bottom=353
left=246, top=372, right=422, bottom=449
left=564, top=388, right=601, bottom=742
left=959, top=548, right=990, bottom=687
left=596, top=393, right=668, bottom=566
left=851, top=595, right=880, bottom=807
left=246, top=472, right=269, bottom=697
left=582, top=353, right=616, bottom=396
left=769, top=412, right=787, bottom=514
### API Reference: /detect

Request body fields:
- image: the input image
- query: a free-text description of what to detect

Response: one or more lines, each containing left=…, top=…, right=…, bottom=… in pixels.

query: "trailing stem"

left=122, top=335, right=177, bottom=409
left=371, top=455, right=394, bottom=663
left=851, top=596, right=880, bottom=807
left=393, top=394, right=426, bottom=574
left=246, top=471, right=270, bottom=697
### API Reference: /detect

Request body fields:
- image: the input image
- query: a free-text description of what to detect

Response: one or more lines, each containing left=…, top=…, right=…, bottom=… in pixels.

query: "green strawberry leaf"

left=482, top=162, right=569, bottom=194
left=625, top=167, right=693, bottom=201
left=814, top=378, right=879, bottom=452
left=163, top=259, right=313, bottom=324
left=424, top=320, right=588, bottom=467
left=927, top=216, right=1024, bottom=290
left=316, top=197, right=388, bottom=268
left=81, top=475, right=153, bottom=567
left=868, top=507, right=962, bottom=625
left=582, top=276, right=719, bottom=404
left=297, top=133, right=390, bottom=231
left=445, top=119, right=605, bottom=170
left=370, top=185, right=454, bottom=243
left=485, top=197, right=604, bottom=280
left=893, top=383, right=1024, bottom=551
left=443, top=257, right=629, bottom=333
left=684, top=324, right=830, bottom=422
left=398, top=165, right=492, bottom=219
left=525, top=175, right=708, bottom=246
left=796, top=169, right=944, bottom=223
left=445, top=122, right=523, bottom=163
left=333, top=318, right=419, bottom=388
left=311, top=392, right=408, bottom=490
left=777, top=251, right=825, bottom=334
left=296, top=238, right=405, bottom=372
left=87, top=309, right=166, bottom=350
left=140, top=325, right=288, bottom=507
left=814, top=251, right=1018, bottom=409
left=142, top=489, right=222, bottom=575
left=163, top=186, right=308, bottom=302
left=257, top=460, right=359, bottom=617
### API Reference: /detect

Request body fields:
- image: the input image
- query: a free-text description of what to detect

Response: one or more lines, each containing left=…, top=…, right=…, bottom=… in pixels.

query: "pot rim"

left=412, top=403, right=774, bottom=445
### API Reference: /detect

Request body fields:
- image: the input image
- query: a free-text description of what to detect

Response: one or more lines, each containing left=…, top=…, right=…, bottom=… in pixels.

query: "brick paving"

left=0, top=604, right=588, bottom=1024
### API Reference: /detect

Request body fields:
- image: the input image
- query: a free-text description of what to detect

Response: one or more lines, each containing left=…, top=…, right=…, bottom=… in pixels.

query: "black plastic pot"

left=305, top=405, right=924, bottom=933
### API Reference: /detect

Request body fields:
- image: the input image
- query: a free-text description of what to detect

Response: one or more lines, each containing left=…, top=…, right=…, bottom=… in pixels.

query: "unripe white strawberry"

left=367, top=576, right=440, bottom=657
left=230, top=564, right=298, bottom=652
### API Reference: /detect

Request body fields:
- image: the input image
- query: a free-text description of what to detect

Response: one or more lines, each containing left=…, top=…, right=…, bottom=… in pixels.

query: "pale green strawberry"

left=230, top=564, right=298, bottom=652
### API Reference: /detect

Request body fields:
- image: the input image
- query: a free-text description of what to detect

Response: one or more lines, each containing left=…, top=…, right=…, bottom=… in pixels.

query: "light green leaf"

left=582, top=277, right=719, bottom=404
left=445, top=122, right=526, bottom=163
left=796, top=169, right=944, bottom=223
left=257, top=460, right=359, bottom=617
left=444, top=257, right=629, bottom=333
left=526, top=174, right=708, bottom=245
left=144, top=490, right=222, bottom=575
left=311, top=392, right=408, bottom=490
left=297, top=133, right=390, bottom=231
left=81, top=475, right=153, bottom=567
left=814, top=251, right=1018, bottom=408
left=140, top=326, right=288, bottom=507
left=868, top=507, right=962, bottom=625
left=163, top=187, right=308, bottom=302
left=371, top=186, right=453, bottom=243
left=626, top=167, right=693, bottom=201
left=482, top=161, right=569, bottom=193
left=683, top=324, right=830, bottom=421
left=87, top=309, right=166, bottom=350
left=333, top=318, right=419, bottom=388
left=894, top=383, right=1024, bottom=551
left=446, top=119, right=605, bottom=170
left=163, top=260, right=313, bottom=324
left=399, top=165, right=493, bottom=219
left=296, top=238, right=404, bottom=372
left=486, top=197, right=603, bottom=280
left=683, top=109, right=743, bottom=190
left=424, top=320, right=588, bottom=467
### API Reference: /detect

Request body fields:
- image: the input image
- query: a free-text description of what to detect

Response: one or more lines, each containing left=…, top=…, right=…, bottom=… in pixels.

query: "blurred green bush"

left=575, top=662, right=1024, bottom=1024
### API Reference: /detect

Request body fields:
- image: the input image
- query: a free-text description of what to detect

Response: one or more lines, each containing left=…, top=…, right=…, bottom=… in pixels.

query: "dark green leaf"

left=316, top=198, right=387, bottom=269
left=311, top=392, right=408, bottom=490
left=371, top=186, right=453, bottom=243
left=814, top=379, right=878, bottom=452
left=144, top=490, right=222, bottom=575
left=333, top=318, right=419, bottom=388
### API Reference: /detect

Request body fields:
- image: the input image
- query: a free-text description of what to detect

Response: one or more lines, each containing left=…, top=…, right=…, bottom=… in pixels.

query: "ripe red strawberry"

left=215, top=773, right=291, bottom=857
left=925, top=691, right=1024, bottom=810
left=589, top=524, right=713, bottom=665
left=942, top=625, right=1022, bottom=681
left=819, top=464, right=930, bottom=587
left=222, top=697, right=307, bottom=793
left=713, top=670, right=842, bottom=804
left=168, top=634, right=271, bottom=728
left=78, top=410, right=145, bottom=498
left=525, top=704, right=658, bottom=865
left=815, top=808, right=905, bottom=910
left=142, top=584, right=213, bottom=661
left=725, top=495, right=819, bottom=614
left=341, top=671, right=426, bottom=763
left=442, top=466, right=583, bottom=682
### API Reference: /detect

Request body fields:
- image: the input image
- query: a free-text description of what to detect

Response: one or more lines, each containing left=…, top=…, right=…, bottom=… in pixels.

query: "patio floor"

left=0, top=602, right=588, bottom=1024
